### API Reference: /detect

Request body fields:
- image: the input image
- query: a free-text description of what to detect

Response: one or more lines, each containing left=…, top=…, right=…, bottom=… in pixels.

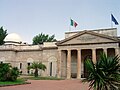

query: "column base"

left=77, top=76, right=81, bottom=79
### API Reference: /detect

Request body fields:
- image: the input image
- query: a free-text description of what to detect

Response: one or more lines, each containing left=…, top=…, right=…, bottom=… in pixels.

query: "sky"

left=0, top=0, right=120, bottom=44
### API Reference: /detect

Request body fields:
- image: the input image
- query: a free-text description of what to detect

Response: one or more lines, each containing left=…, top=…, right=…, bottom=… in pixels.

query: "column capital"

left=103, top=48, right=107, bottom=56
left=77, top=49, right=81, bottom=51
left=67, top=49, right=71, bottom=51
left=115, top=47, right=119, bottom=49
left=103, top=48, right=107, bottom=50
left=92, top=48, right=96, bottom=50
left=67, top=49, right=72, bottom=52
left=58, top=49, right=62, bottom=52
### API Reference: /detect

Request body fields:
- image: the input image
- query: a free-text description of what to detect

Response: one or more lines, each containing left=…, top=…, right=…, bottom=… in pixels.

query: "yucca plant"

left=28, top=62, right=46, bottom=77
left=82, top=53, right=120, bottom=90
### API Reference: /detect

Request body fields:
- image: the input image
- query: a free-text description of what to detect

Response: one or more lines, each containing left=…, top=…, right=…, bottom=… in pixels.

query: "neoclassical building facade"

left=0, top=28, right=120, bottom=79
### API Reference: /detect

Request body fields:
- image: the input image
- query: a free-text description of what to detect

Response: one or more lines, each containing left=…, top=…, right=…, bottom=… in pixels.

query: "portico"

left=58, top=47, right=118, bottom=79
left=57, top=30, right=120, bottom=79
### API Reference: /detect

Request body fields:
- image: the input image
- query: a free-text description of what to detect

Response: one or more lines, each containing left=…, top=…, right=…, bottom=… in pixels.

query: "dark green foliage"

left=28, top=62, right=46, bottom=77
left=9, top=67, right=19, bottom=81
left=83, top=53, right=120, bottom=90
left=0, top=63, right=19, bottom=81
left=32, top=33, right=57, bottom=45
left=0, top=63, right=11, bottom=81
left=0, top=26, right=8, bottom=45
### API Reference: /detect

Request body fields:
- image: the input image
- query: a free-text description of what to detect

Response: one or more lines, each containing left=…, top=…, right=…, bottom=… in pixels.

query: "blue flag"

left=111, top=14, right=119, bottom=25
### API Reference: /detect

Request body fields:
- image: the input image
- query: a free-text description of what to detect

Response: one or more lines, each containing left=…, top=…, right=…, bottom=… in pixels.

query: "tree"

left=0, top=63, right=19, bottom=81
left=28, top=62, right=46, bottom=77
left=32, top=33, right=57, bottom=45
left=82, top=53, right=120, bottom=90
left=0, top=26, right=8, bottom=45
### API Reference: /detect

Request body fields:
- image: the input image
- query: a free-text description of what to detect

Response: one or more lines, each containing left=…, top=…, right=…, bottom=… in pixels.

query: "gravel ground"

left=0, top=80, right=90, bottom=90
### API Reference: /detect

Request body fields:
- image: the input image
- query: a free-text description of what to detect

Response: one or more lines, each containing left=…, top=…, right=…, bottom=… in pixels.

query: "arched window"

left=48, top=56, right=57, bottom=77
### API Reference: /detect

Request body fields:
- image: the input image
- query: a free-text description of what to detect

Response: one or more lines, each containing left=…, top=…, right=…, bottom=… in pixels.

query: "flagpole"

left=69, top=25, right=71, bottom=31
left=111, top=13, right=113, bottom=28
left=111, top=19, right=113, bottom=28
left=69, top=17, right=71, bottom=31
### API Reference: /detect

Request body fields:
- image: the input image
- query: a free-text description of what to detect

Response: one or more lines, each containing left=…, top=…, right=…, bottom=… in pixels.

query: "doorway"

left=81, top=49, right=92, bottom=78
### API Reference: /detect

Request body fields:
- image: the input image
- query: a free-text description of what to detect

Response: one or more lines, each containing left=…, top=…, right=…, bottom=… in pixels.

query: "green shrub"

left=0, top=63, right=10, bottom=81
left=9, top=67, right=19, bottom=81
left=0, top=63, right=19, bottom=81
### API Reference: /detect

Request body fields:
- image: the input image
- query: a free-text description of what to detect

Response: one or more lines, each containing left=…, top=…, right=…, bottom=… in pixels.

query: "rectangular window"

left=27, top=63, right=30, bottom=74
left=20, top=63, right=22, bottom=69
left=50, top=62, right=52, bottom=76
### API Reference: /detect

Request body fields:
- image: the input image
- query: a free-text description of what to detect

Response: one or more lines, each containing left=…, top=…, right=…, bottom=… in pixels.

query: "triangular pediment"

left=57, top=31, right=119, bottom=45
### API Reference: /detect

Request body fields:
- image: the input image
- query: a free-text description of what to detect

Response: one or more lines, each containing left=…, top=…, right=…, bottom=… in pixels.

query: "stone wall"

left=0, top=44, right=58, bottom=76
left=42, top=49, right=58, bottom=77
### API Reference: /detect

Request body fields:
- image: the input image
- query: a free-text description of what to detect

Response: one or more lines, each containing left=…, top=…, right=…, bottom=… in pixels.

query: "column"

left=57, top=50, right=62, bottom=78
left=115, top=48, right=119, bottom=56
left=77, top=49, right=81, bottom=79
left=67, top=49, right=71, bottom=79
left=103, top=48, right=107, bottom=56
left=92, top=49, right=96, bottom=64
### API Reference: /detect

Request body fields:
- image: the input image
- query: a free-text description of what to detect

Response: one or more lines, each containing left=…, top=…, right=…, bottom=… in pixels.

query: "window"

left=20, top=63, right=22, bottom=69
left=50, top=62, right=52, bottom=76
left=27, top=63, right=30, bottom=74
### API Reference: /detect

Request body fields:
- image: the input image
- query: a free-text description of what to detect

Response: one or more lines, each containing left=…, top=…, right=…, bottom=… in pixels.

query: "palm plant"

left=82, top=53, right=120, bottom=90
left=28, top=62, right=46, bottom=77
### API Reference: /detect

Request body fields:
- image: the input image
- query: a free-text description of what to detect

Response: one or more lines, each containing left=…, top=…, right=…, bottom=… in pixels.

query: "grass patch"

left=0, top=79, right=30, bottom=87
left=21, top=76, right=64, bottom=80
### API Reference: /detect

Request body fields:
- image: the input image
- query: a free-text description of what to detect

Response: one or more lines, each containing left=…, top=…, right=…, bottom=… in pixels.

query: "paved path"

left=0, top=80, right=89, bottom=90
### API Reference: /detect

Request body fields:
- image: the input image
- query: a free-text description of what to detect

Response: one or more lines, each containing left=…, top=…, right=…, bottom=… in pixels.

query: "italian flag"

left=70, top=19, right=78, bottom=28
